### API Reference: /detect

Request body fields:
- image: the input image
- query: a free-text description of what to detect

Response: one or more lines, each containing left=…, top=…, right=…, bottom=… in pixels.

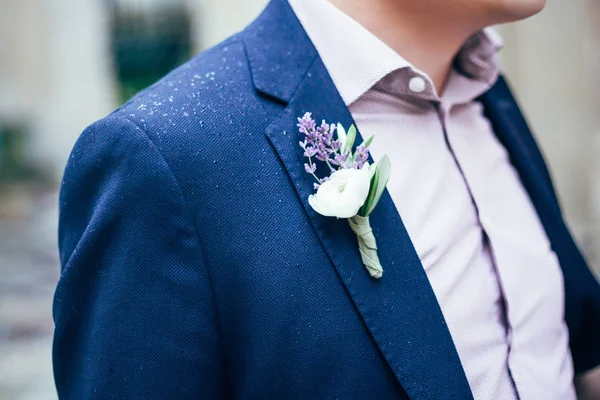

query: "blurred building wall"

left=500, top=0, right=600, bottom=272
left=0, top=0, right=48, bottom=123
left=186, top=0, right=268, bottom=52
left=0, top=0, right=117, bottom=180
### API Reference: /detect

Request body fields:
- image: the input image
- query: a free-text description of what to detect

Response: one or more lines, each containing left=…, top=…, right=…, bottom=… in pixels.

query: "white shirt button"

left=409, top=76, right=427, bottom=93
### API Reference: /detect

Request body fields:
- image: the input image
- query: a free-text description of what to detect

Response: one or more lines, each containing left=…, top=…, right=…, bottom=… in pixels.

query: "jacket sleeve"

left=53, top=115, right=224, bottom=399
left=564, top=229, right=600, bottom=375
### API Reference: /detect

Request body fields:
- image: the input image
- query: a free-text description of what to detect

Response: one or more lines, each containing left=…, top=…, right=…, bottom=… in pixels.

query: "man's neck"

left=328, top=0, right=480, bottom=92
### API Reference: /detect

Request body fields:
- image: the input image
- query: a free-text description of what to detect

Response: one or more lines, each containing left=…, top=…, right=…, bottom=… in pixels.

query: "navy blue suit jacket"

left=53, top=0, right=600, bottom=398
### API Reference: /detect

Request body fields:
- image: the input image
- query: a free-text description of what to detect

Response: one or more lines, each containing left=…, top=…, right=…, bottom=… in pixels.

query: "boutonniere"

left=297, top=113, right=391, bottom=279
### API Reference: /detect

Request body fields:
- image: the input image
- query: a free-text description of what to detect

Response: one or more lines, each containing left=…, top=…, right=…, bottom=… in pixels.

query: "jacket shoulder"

left=110, top=33, right=260, bottom=139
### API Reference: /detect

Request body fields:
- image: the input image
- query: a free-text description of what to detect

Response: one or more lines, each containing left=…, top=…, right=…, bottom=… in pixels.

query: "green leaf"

left=345, top=151, right=355, bottom=168
left=360, top=168, right=379, bottom=217
left=343, top=124, right=357, bottom=154
left=359, top=134, right=374, bottom=149
left=336, top=123, right=347, bottom=147
left=362, top=155, right=391, bottom=217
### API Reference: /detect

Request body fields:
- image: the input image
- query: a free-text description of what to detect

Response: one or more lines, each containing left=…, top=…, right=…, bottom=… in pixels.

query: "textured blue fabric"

left=53, top=0, right=600, bottom=398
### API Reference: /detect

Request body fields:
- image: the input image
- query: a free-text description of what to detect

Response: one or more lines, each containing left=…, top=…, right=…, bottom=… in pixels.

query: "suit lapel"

left=480, top=78, right=563, bottom=234
left=244, top=2, right=473, bottom=399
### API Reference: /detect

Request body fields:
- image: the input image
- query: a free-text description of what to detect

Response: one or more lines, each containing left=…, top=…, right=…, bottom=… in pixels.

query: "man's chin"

left=491, top=0, right=547, bottom=23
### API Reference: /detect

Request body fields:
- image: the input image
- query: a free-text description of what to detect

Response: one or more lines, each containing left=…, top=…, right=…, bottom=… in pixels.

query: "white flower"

left=308, top=163, right=375, bottom=219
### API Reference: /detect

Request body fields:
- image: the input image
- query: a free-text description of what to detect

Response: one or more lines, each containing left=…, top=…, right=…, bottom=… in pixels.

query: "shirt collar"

left=288, top=0, right=503, bottom=106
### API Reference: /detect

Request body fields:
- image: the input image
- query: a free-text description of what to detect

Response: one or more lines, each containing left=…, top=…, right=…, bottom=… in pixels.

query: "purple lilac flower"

left=303, top=146, right=317, bottom=158
left=315, top=145, right=329, bottom=162
left=330, top=151, right=348, bottom=166
left=353, top=144, right=369, bottom=169
left=313, top=173, right=332, bottom=190
left=305, top=130, right=318, bottom=144
left=316, top=120, right=335, bottom=147
left=298, top=114, right=318, bottom=144
left=299, top=113, right=372, bottom=185
left=304, top=163, right=317, bottom=174
left=330, top=139, right=342, bottom=152
left=297, top=113, right=316, bottom=135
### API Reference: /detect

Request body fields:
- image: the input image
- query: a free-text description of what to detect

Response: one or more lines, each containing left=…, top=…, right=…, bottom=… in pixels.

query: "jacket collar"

left=243, top=0, right=319, bottom=104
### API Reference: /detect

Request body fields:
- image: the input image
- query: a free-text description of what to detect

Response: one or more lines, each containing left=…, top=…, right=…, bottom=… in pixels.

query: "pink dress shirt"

left=288, top=0, right=576, bottom=399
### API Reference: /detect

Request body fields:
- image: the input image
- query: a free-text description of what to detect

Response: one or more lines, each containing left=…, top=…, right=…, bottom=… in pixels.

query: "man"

left=53, top=0, right=600, bottom=398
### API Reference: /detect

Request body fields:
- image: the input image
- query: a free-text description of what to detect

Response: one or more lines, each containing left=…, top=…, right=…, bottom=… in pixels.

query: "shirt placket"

left=433, top=98, right=522, bottom=400
left=440, top=100, right=531, bottom=400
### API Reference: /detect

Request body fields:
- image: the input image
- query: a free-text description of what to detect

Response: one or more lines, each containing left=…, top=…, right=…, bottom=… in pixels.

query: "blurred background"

left=0, top=0, right=599, bottom=398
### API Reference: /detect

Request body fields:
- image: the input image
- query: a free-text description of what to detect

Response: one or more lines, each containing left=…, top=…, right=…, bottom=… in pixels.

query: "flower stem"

left=324, top=158, right=335, bottom=172
left=307, top=157, right=320, bottom=182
